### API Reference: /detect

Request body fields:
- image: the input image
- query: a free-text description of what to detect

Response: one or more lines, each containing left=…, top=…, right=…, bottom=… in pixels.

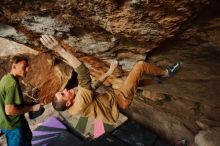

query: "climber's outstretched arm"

left=40, top=35, right=81, bottom=69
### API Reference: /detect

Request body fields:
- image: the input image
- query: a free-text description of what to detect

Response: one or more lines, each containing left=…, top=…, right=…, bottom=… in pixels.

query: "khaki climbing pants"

left=114, top=61, right=166, bottom=109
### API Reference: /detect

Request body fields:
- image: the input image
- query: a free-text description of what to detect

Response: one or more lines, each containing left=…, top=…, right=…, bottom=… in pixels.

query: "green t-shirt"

left=0, top=74, right=25, bottom=130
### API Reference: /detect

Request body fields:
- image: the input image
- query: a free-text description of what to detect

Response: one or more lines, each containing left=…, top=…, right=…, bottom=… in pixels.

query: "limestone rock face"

left=0, top=0, right=220, bottom=146
left=0, top=0, right=212, bottom=70
left=75, top=0, right=210, bottom=42
left=124, top=2, right=220, bottom=145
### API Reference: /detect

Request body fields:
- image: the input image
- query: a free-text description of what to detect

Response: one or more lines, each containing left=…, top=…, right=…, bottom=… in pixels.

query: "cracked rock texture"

left=0, top=0, right=220, bottom=146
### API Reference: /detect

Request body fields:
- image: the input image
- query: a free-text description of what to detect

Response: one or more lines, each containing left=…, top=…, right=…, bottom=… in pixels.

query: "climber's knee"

left=137, top=60, right=145, bottom=65
left=118, top=99, right=131, bottom=110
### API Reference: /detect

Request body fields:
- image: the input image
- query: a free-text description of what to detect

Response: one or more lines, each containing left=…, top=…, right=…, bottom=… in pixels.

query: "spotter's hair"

left=9, top=55, right=29, bottom=69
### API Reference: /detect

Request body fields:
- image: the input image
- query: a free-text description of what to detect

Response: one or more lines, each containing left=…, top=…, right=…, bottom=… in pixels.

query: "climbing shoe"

left=166, top=61, right=181, bottom=78
left=175, top=139, right=187, bottom=146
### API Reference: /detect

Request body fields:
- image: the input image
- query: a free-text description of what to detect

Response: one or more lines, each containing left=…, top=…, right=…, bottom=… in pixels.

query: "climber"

left=0, top=55, right=41, bottom=146
left=40, top=35, right=181, bottom=124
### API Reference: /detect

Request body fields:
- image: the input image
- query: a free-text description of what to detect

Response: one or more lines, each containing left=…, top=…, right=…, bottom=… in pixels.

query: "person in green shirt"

left=0, top=55, right=41, bottom=146
left=40, top=35, right=180, bottom=124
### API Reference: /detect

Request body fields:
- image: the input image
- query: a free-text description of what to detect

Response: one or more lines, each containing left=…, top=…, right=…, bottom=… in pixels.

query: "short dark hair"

left=9, top=55, right=29, bottom=69
left=52, top=95, right=68, bottom=111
